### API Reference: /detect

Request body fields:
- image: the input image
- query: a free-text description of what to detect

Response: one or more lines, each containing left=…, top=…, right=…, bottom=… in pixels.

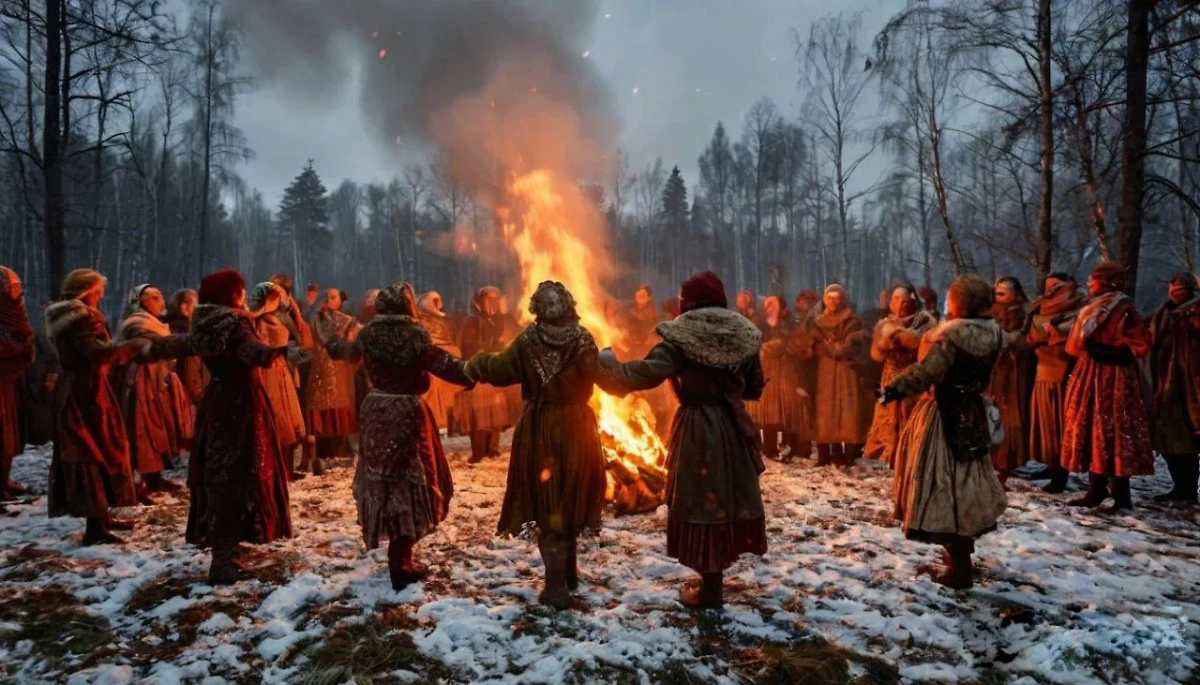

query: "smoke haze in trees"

left=228, top=0, right=618, bottom=185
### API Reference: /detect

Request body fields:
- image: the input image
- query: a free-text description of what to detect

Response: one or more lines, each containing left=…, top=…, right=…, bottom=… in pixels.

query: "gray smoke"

left=229, top=0, right=618, bottom=183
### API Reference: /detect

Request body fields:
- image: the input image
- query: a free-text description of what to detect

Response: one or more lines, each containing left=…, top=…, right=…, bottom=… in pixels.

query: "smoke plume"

left=229, top=0, right=618, bottom=184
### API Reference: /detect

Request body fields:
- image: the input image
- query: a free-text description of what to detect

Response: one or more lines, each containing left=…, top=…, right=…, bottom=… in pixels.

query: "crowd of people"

left=0, top=259, right=1195, bottom=608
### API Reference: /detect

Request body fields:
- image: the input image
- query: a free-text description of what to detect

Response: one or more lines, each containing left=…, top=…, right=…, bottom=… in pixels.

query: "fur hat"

left=529, top=281, right=579, bottom=323
left=680, top=271, right=727, bottom=313
left=198, top=268, right=246, bottom=307
left=1089, top=260, right=1128, bottom=292
left=376, top=280, right=418, bottom=317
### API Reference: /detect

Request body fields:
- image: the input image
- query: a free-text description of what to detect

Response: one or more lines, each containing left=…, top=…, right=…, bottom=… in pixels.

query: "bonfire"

left=501, top=169, right=669, bottom=514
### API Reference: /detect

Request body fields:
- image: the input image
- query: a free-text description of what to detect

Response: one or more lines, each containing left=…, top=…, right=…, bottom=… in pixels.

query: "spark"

left=378, top=49, right=387, bottom=59
left=582, top=49, right=591, bottom=58
left=632, top=86, right=640, bottom=95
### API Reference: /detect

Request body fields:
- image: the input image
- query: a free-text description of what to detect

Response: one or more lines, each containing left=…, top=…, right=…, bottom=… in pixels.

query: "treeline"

left=1, top=0, right=1198, bottom=322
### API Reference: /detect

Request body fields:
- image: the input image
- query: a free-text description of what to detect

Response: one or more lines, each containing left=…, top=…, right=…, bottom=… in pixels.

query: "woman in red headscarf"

left=46, top=269, right=148, bottom=544
left=601, top=271, right=766, bottom=609
left=0, top=267, right=36, bottom=502
left=1061, top=261, right=1153, bottom=511
left=187, top=269, right=294, bottom=583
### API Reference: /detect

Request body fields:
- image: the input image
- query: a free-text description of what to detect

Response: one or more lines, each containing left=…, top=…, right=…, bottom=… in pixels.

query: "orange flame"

left=501, top=170, right=667, bottom=498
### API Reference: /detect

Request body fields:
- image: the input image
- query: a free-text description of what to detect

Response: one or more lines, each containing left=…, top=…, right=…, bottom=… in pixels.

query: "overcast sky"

left=234, top=0, right=902, bottom=207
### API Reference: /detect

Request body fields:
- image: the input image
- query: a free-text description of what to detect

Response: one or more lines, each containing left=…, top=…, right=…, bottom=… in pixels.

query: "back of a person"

left=358, top=316, right=432, bottom=396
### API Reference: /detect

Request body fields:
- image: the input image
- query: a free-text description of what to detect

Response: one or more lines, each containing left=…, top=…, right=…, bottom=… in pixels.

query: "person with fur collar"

left=865, top=282, right=938, bottom=467
left=111, top=284, right=195, bottom=498
left=465, top=281, right=624, bottom=609
left=752, top=294, right=810, bottom=463
left=456, top=286, right=509, bottom=463
left=808, top=284, right=870, bottom=468
left=305, top=287, right=360, bottom=471
left=601, top=271, right=767, bottom=609
left=325, top=281, right=474, bottom=590
left=0, top=267, right=35, bottom=503
left=186, top=269, right=295, bottom=583
left=882, top=273, right=1008, bottom=590
left=1025, top=273, right=1087, bottom=493
left=1149, top=273, right=1200, bottom=504
left=45, top=269, right=149, bottom=545
left=1061, top=261, right=1153, bottom=512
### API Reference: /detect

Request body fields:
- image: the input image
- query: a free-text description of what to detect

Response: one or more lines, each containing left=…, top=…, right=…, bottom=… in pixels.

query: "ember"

left=501, top=169, right=667, bottom=514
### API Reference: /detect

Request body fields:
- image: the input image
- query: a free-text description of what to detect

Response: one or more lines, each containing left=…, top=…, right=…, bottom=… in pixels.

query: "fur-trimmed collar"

left=45, top=299, right=99, bottom=340
left=656, top=307, right=761, bottom=367
left=117, top=309, right=170, bottom=340
left=927, top=318, right=1005, bottom=357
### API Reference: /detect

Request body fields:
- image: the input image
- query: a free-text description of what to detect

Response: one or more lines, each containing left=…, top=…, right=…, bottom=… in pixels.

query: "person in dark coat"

left=753, top=295, right=808, bottom=462
left=1148, top=273, right=1200, bottom=503
left=882, top=274, right=1007, bottom=589
left=186, top=269, right=295, bottom=583
left=0, top=267, right=35, bottom=502
left=22, top=309, right=59, bottom=449
left=466, top=281, right=623, bottom=609
left=46, top=269, right=148, bottom=545
left=327, top=281, right=474, bottom=589
left=601, top=271, right=766, bottom=609
left=809, top=284, right=869, bottom=468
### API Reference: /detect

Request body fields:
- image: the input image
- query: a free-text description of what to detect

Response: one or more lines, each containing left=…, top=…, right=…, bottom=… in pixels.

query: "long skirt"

left=355, top=392, right=453, bottom=548
left=423, top=375, right=459, bottom=431
left=455, top=384, right=510, bottom=433
left=261, top=359, right=306, bottom=450
left=166, top=372, right=196, bottom=455
left=1028, top=380, right=1066, bottom=468
left=1062, top=358, right=1153, bottom=477
left=750, top=358, right=803, bottom=433
left=498, top=401, right=606, bottom=537
left=893, top=396, right=1007, bottom=543
left=813, top=357, right=866, bottom=444
left=665, top=404, right=767, bottom=574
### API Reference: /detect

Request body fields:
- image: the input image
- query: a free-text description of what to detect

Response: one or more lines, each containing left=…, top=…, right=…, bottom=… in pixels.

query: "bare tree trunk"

left=198, top=4, right=216, bottom=280
left=1070, top=81, right=1110, bottom=260
left=43, top=0, right=66, bottom=297
left=929, top=117, right=965, bottom=275
left=1117, top=0, right=1152, bottom=297
left=1035, top=0, right=1054, bottom=289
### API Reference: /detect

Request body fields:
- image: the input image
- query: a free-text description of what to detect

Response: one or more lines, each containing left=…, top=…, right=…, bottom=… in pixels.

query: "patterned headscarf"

left=375, top=280, right=418, bottom=317
left=124, top=284, right=161, bottom=316
left=528, top=281, right=579, bottom=324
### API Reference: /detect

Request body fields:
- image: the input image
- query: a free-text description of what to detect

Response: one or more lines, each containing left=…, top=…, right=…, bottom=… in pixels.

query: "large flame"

left=501, top=170, right=667, bottom=509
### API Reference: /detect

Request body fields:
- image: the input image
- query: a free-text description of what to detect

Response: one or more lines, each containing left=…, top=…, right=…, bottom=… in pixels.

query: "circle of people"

left=0, top=261, right=1195, bottom=608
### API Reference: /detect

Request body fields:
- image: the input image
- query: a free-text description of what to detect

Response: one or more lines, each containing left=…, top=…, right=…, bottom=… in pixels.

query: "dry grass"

left=740, top=640, right=902, bottom=685
left=0, top=585, right=117, bottom=672
left=294, top=610, right=450, bottom=684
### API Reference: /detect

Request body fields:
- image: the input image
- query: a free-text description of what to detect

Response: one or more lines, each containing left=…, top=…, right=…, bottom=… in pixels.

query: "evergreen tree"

left=279, top=160, right=330, bottom=286
left=661, top=166, right=689, bottom=231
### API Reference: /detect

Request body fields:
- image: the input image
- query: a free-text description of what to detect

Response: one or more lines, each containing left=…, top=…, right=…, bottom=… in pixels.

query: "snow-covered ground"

left=1, top=438, right=1198, bottom=684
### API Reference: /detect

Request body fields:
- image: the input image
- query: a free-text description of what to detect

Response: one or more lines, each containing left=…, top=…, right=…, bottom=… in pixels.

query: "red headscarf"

left=680, top=271, right=728, bottom=313
left=198, top=268, right=246, bottom=307
left=0, top=266, right=34, bottom=373
left=1090, top=260, right=1128, bottom=292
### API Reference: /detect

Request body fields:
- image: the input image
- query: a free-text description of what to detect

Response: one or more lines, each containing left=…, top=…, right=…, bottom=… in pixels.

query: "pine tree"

left=661, top=166, right=689, bottom=231
left=279, top=160, right=330, bottom=287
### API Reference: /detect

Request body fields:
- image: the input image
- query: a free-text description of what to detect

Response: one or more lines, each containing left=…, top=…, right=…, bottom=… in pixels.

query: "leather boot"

left=762, top=428, right=781, bottom=462
left=538, top=534, right=572, bottom=609
left=1182, top=455, right=1200, bottom=504
left=1069, top=473, right=1109, bottom=508
left=932, top=541, right=973, bottom=590
left=816, top=444, right=833, bottom=467
left=1102, top=477, right=1133, bottom=513
left=566, top=537, right=580, bottom=591
left=487, top=429, right=502, bottom=459
left=1041, top=467, right=1069, bottom=494
left=208, top=544, right=240, bottom=586
left=680, top=571, right=724, bottom=609
left=843, top=444, right=863, bottom=469
left=468, top=431, right=487, bottom=464
left=781, top=434, right=801, bottom=463
left=144, top=472, right=184, bottom=493
left=387, top=537, right=425, bottom=590
left=81, top=517, right=124, bottom=546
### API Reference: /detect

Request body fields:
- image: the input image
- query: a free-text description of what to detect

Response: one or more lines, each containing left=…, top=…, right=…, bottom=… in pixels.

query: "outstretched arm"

left=464, top=338, right=523, bottom=387
left=882, top=341, right=955, bottom=402
left=601, top=342, right=684, bottom=392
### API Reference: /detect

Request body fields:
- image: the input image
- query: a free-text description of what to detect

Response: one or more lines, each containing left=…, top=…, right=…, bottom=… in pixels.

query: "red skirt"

left=667, top=517, right=767, bottom=574
left=1062, top=357, right=1153, bottom=477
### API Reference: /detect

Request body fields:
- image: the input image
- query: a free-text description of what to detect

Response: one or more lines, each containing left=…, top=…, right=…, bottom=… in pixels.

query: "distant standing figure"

left=1025, top=274, right=1085, bottom=493
left=307, top=288, right=360, bottom=469
left=418, top=291, right=463, bottom=432
left=0, top=267, right=35, bottom=502
left=1148, top=273, right=1200, bottom=504
left=987, top=277, right=1032, bottom=485
left=809, top=284, right=869, bottom=468
left=865, top=283, right=937, bottom=467
left=456, top=286, right=509, bottom=463
left=1062, top=261, right=1153, bottom=512
left=753, top=295, right=809, bottom=462
left=248, top=283, right=308, bottom=479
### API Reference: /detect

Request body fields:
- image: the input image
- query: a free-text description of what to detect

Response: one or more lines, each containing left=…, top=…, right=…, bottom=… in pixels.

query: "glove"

left=598, top=347, right=620, bottom=370
left=879, top=385, right=905, bottom=405
left=286, top=343, right=312, bottom=366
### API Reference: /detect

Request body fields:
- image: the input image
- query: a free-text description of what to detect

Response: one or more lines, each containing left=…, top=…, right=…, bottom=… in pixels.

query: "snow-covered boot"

left=680, top=572, right=724, bottom=609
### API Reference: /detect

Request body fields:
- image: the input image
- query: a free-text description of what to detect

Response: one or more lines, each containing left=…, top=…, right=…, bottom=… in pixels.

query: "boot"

left=781, top=434, right=802, bottom=463
left=1101, top=477, right=1133, bottom=513
left=796, top=441, right=813, bottom=461
left=842, top=444, right=863, bottom=469
left=816, top=444, right=833, bottom=467
left=1069, top=473, right=1109, bottom=508
left=762, top=428, right=781, bottom=462
left=1182, top=455, right=1200, bottom=504
left=931, top=541, right=973, bottom=590
left=1041, top=466, right=1069, bottom=494
left=680, top=572, right=724, bottom=609
left=109, top=517, right=136, bottom=531
left=537, top=534, right=572, bottom=610
left=387, top=538, right=425, bottom=590
left=566, top=537, right=580, bottom=591
left=489, top=429, right=503, bottom=458
left=468, top=431, right=487, bottom=464
left=81, top=517, right=124, bottom=546
left=135, top=480, right=156, bottom=506
left=208, top=545, right=240, bottom=586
